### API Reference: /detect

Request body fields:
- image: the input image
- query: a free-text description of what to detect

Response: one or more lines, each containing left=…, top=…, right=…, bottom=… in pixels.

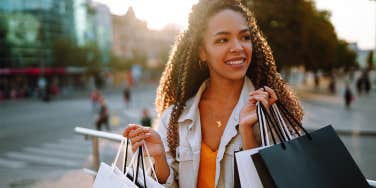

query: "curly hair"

left=156, top=0, right=303, bottom=157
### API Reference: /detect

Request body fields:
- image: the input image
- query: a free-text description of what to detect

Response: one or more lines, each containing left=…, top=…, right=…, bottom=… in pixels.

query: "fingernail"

left=145, top=133, right=151, bottom=137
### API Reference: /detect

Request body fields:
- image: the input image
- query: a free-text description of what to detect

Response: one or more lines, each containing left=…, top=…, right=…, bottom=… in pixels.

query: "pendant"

left=216, top=121, right=222, bottom=128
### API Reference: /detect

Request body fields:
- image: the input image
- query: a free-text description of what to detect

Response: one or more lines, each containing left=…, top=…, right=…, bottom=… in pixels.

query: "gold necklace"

left=216, top=121, right=222, bottom=128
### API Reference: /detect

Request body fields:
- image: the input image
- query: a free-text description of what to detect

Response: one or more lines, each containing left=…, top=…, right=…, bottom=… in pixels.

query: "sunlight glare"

left=130, top=0, right=198, bottom=30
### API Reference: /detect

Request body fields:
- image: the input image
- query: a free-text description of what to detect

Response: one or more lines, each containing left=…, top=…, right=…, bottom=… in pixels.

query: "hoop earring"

left=198, top=59, right=206, bottom=70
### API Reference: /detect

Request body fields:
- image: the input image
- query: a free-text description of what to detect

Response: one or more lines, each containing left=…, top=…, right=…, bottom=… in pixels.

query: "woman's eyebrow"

left=213, top=28, right=250, bottom=36
left=239, top=28, right=251, bottom=34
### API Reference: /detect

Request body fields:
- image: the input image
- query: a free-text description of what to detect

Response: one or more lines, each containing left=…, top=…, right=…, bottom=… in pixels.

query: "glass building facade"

left=0, top=0, right=76, bottom=68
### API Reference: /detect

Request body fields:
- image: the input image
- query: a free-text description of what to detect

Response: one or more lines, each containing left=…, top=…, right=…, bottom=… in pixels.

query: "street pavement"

left=0, top=82, right=375, bottom=187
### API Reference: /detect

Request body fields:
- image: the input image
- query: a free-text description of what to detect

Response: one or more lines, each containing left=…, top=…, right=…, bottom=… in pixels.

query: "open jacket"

left=157, top=77, right=264, bottom=188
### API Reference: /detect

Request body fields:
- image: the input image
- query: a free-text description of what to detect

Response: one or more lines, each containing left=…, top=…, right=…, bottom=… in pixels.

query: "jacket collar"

left=178, top=77, right=255, bottom=129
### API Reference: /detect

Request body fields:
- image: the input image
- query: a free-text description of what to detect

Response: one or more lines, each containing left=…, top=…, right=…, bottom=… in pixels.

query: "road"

left=0, top=83, right=375, bottom=187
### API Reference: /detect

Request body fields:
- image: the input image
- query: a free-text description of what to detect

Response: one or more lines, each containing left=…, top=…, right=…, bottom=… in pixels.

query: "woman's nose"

left=230, top=39, right=242, bottom=53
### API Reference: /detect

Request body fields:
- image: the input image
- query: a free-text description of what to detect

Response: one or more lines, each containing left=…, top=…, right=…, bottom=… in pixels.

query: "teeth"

left=226, top=60, right=244, bottom=65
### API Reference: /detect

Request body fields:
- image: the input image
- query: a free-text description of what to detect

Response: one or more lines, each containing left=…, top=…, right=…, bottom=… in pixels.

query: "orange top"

left=197, top=142, right=218, bottom=188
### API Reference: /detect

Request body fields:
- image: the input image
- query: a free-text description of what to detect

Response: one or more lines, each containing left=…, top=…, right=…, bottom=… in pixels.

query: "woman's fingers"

left=264, top=86, right=278, bottom=104
left=249, top=95, right=269, bottom=108
left=129, top=126, right=149, bottom=138
left=130, top=132, right=151, bottom=144
left=123, top=124, right=140, bottom=137
left=132, top=141, right=144, bottom=152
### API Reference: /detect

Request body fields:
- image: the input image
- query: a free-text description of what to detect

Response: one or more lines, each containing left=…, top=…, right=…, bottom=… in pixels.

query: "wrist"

left=154, top=151, right=167, bottom=162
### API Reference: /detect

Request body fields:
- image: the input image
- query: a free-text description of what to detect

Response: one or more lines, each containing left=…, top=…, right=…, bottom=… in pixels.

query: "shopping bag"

left=234, top=102, right=284, bottom=188
left=257, top=101, right=370, bottom=188
left=93, top=138, right=138, bottom=188
left=124, top=142, right=164, bottom=188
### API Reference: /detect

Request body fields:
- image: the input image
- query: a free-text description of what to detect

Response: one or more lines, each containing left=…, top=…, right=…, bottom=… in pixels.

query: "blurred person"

left=344, top=82, right=354, bottom=109
left=356, top=70, right=372, bottom=95
left=328, top=73, right=336, bottom=94
left=90, top=89, right=101, bottom=113
left=314, top=73, right=320, bottom=89
left=140, top=108, right=152, bottom=128
left=123, top=0, right=303, bottom=187
left=123, top=87, right=131, bottom=108
left=95, top=97, right=110, bottom=131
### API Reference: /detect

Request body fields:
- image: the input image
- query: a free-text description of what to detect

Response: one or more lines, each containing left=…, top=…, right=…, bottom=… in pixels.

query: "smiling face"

left=199, top=9, right=253, bottom=82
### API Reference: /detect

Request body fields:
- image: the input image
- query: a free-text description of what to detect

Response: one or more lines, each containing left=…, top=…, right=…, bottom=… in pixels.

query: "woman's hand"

left=238, top=86, right=278, bottom=149
left=124, top=124, right=171, bottom=183
left=123, top=124, right=165, bottom=158
left=239, top=86, right=278, bottom=128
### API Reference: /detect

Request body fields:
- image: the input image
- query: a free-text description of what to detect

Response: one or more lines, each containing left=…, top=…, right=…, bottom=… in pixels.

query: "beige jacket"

left=157, top=77, right=260, bottom=188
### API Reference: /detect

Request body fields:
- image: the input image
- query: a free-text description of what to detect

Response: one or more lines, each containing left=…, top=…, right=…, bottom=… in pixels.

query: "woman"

left=124, top=0, right=303, bottom=187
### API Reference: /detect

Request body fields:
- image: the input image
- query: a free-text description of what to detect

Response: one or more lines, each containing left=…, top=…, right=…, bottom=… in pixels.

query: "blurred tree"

left=335, top=40, right=357, bottom=72
left=302, top=9, right=337, bottom=73
left=53, top=38, right=102, bottom=79
left=53, top=37, right=86, bottom=67
left=367, top=51, right=374, bottom=70
left=109, top=55, right=132, bottom=71
left=244, top=0, right=344, bottom=73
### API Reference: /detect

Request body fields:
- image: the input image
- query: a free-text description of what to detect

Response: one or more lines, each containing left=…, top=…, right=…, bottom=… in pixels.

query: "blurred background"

left=0, top=0, right=375, bottom=187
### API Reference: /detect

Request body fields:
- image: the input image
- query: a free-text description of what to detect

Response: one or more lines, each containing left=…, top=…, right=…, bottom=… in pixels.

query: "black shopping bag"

left=258, top=102, right=370, bottom=188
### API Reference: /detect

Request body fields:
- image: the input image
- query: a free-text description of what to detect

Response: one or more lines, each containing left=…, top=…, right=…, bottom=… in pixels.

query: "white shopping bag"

left=93, top=138, right=138, bottom=188
left=234, top=103, right=295, bottom=188
left=124, top=142, right=164, bottom=188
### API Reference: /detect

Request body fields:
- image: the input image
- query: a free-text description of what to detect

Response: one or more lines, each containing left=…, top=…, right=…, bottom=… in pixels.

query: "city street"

left=0, top=84, right=157, bottom=188
left=0, top=83, right=375, bottom=187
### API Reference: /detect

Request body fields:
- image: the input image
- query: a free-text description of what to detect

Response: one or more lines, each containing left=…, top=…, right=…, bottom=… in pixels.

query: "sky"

left=95, top=0, right=376, bottom=50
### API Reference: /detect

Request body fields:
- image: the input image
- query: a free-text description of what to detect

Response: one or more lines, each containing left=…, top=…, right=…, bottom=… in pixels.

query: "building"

left=112, top=7, right=178, bottom=61
left=91, top=2, right=112, bottom=65
left=0, top=0, right=113, bottom=100
left=0, top=0, right=76, bottom=68
left=111, top=7, right=179, bottom=86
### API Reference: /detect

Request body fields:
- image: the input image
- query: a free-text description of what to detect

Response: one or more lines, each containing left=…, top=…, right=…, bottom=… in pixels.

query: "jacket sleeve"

left=157, top=106, right=178, bottom=188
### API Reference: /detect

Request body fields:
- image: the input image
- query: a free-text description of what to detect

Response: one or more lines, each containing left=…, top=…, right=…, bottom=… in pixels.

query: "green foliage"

left=335, top=40, right=357, bottom=72
left=52, top=38, right=102, bottom=73
left=245, top=0, right=355, bottom=72
left=109, top=55, right=133, bottom=71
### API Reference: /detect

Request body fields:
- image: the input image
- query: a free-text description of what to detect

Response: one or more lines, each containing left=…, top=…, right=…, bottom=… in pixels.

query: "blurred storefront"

left=0, top=0, right=112, bottom=100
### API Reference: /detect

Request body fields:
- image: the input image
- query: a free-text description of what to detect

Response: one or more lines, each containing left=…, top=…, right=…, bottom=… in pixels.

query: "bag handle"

left=275, top=101, right=312, bottom=140
left=270, top=104, right=293, bottom=141
left=142, top=141, right=160, bottom=182
left=258, top=102, right=287, bottom=149
left=124, top=146, right=148, bottom=188
left=123, top=138, right=130, bottom=174
left=112, top=138, right=126, bottom=169
left=256, top=101, right=268, bottom=146
left=135, top=147, right=147, bottom=188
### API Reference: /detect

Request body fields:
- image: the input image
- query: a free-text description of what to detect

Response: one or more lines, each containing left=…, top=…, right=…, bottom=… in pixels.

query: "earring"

left=198, top=59, right=206, bottom=69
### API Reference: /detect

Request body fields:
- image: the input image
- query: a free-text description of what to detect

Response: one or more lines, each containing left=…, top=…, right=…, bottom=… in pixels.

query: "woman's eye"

left=242, top=35, right=251, bottom=41
left=215, top=38, right=228, bottom=44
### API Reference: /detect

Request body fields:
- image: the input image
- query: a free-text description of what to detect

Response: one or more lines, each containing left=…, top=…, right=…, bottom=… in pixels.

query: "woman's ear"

left=198, top=46, right=207, bottom=62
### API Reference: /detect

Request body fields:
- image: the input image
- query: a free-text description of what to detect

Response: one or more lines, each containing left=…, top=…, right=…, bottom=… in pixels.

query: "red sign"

left=0, top=68, right=66, bottom=75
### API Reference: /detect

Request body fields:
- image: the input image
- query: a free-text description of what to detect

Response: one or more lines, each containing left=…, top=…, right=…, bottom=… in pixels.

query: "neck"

left=203, top=77, right=244, bottom=104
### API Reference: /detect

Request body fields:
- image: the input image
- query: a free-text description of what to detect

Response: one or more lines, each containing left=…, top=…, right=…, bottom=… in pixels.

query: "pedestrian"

left=140, top=108, right=152, bottom=128
left=123, top=87, right=131, bottom=108
left=328, top=73, right=336, bottom=94
left=95, top=97, right=110, bottom=131
left=123, top=0, right=303, bottom=187
left=356, top=70, right=372, bottom=95
left=91, top=89, right=101, bottom=113
left=344, top=83, right=354, bottom=109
